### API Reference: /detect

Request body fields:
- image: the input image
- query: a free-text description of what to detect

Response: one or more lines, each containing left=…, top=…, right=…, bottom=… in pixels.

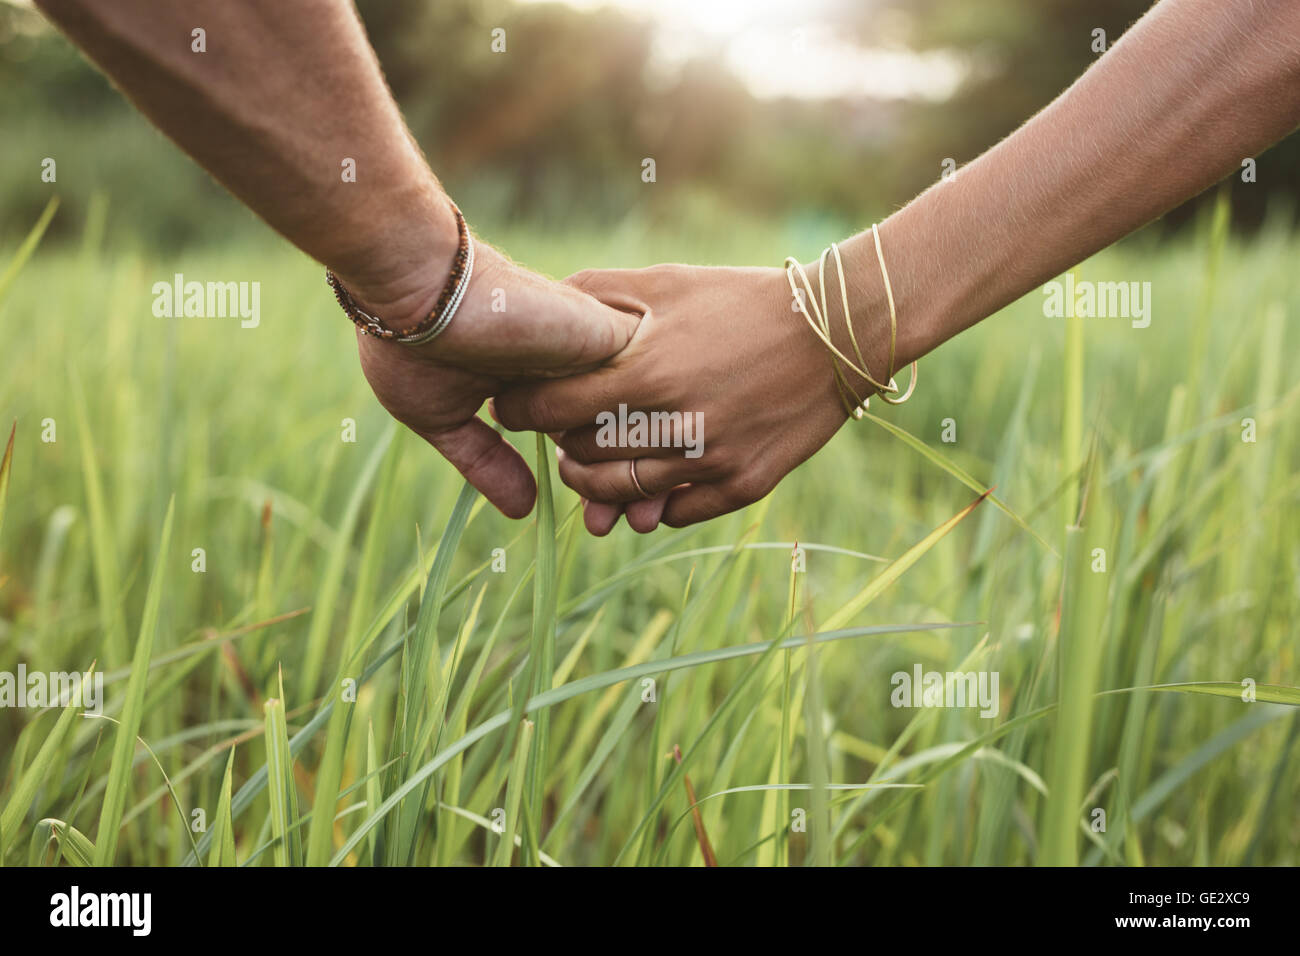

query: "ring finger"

left=554, top=423, right=695, bottom=465
left=555, top=448, right=707, bottom=503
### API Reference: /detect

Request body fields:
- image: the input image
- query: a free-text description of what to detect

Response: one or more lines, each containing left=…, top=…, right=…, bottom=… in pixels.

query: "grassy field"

left=1, top=195, right=1298, bottom=867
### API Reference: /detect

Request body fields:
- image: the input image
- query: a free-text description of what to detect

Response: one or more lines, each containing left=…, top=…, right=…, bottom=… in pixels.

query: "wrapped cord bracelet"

left=326, top=203, right=474, bottom=346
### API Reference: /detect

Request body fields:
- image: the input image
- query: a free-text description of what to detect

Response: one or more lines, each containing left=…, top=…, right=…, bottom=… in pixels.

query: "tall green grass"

left=1, top=198, right=1298, bottom=866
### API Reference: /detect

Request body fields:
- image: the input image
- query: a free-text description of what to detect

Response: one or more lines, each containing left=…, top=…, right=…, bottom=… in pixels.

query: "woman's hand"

left=353, top=242, right=639, bottom=519
left=492, top=263, right=855, bottom=534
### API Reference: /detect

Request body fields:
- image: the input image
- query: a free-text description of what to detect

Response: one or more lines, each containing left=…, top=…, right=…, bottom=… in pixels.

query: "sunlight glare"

left=517, top=0, right=963, bottom=101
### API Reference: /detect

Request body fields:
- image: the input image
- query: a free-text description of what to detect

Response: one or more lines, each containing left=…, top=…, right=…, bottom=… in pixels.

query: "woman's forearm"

left=491, top=0, right=1300, bottom=533
left=34, top=0, right=455, bottom=305
left=839, top=0, right=1300, bottom=375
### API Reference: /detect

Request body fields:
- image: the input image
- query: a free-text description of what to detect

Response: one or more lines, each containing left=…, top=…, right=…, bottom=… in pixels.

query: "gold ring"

left=629, top=460, right=652, bottom=499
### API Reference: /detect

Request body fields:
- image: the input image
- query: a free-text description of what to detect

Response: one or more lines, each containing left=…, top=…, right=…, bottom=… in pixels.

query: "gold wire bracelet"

left=783, top=223, right=918, bottom=418
left=786, top=250, right=869, bottom=418
left=870, top=223, right=918, bottom=405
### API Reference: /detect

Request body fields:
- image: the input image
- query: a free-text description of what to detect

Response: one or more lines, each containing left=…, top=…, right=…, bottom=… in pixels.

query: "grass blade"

left=304, top=435, right=401, bottom=866
left=524, top=434, right=558, bottom=863
left=0, top=667, right=97, bottom=852
left=0, top=421, right=13, bottom=547
left=390, top=481, right=478, bottom=863
left=1041, top=452, right=1110, bottom=865
left=329, top=620, right=975, bottom=865
left=93, top=497, right=174, bottom=865
left=673, top=744, right=718, bottom=866
left=0, top=196, right=59, bottom=305
left=298, top=425, right=394, bottom=704
left=493, top=719, right=534, bottom=866
left=41, top=819, right=96, bottom=867
left=822, top=489, right=992, bottom=631
left=863, top=412, right=1056, bottom=556
left=264, top=670, right=300, bottom=866
left=71, top=372, right=129, bottom=665
left=208, top=748, right=238, bottom=867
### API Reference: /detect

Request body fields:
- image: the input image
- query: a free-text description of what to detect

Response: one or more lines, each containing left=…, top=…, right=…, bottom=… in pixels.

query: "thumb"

left=564, top=272, right=650, bottom=333
left=547, top=283, right=643, bottom=370
left=419, top=417, right=537, bottom=519
left=462, top=261, right=643, bottom=372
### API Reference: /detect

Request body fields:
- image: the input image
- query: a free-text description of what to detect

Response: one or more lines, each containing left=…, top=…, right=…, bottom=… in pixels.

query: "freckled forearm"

left=33, top=0, right=455, bottom=290
left=837, top=0, right=1300, bottom=374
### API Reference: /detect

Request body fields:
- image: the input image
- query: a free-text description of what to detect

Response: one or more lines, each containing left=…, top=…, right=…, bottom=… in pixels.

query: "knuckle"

left=564, top=268, right=607, bottom=293
left=525, top=392, right=558, bottom=430
left=560, top=458, right=618, bottom=502
left=559, top=436, right=592, bottom=464
left=561, top=429, right=600, bottom=464
left=592, top=470, right=626, bottom=502
left=706, top=445, right=742, bottom=478
left=640, top=366, right=673, bottom=403
left=698, top=457, right=729, bottom=482
left=729, top=474, right=768, bottom=507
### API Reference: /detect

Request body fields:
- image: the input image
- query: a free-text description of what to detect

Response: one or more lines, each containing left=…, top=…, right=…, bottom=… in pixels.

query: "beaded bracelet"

left=326, top=203, right=474, bottom=346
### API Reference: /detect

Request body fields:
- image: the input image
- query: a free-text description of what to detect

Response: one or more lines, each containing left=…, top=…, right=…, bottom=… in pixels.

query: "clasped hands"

left=353, top=237, right=856, bottom=535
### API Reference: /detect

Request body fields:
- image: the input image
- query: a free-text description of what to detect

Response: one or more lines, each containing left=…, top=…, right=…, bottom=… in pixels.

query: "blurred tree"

left=3, top=0, right=1294, bottom=249
left=862, top=0, right=1299, bottom=227
left=357, top=0, right=660, bottom=221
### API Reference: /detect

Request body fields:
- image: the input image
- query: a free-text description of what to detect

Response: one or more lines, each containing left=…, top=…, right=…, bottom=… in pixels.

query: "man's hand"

left=352, top=242, right=639, bottom=518
left=492, top=264, right=855, bottom=533
left=30, top=0, right=642, bottom=519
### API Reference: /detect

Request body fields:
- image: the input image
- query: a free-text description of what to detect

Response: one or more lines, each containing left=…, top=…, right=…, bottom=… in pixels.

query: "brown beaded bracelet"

left=326, top=203, right=474, bottom=346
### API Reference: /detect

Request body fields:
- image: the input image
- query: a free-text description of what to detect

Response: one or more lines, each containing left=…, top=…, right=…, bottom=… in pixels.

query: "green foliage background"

left=1, top=0, right=1298, bottom=867
left=4, top=0, right=1295, bottom=251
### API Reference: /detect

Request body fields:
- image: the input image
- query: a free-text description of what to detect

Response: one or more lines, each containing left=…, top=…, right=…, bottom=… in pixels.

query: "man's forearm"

left=35, top=0, right=455, bottom=302
left=841, top=0, right=1300, bottom=373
